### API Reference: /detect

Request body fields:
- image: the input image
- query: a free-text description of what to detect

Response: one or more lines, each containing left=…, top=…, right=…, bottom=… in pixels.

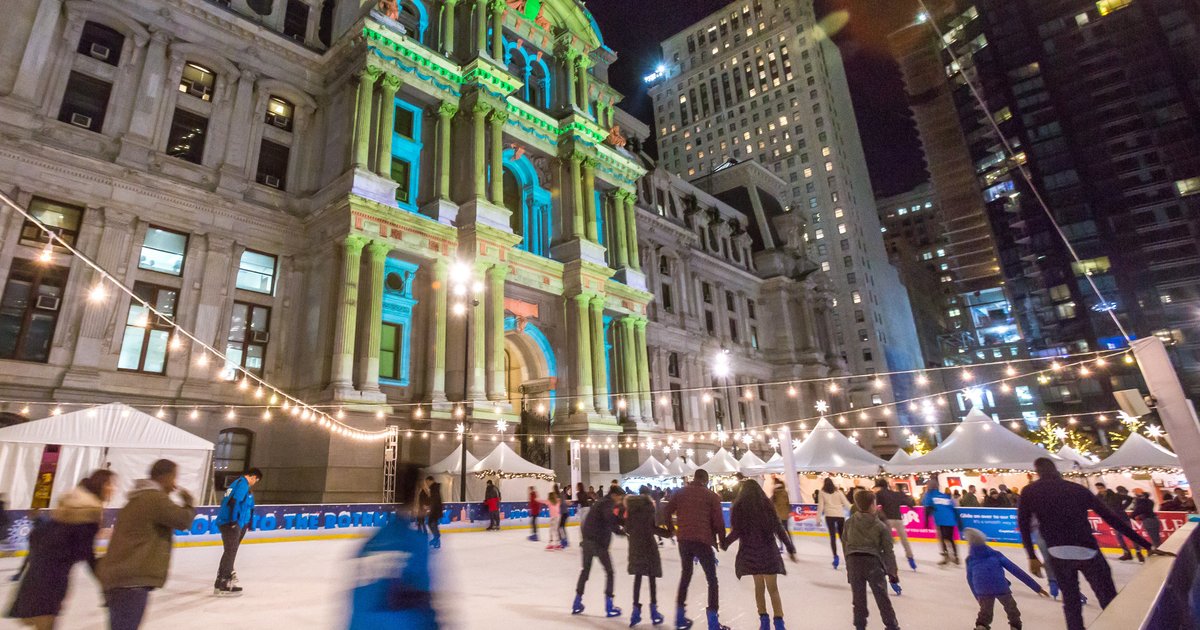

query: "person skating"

left=559, top=485, right=572, bottom=549
left=817, top=477, right=851, bottom=569
left=873, top=478, right=917, bottom=570
left=416, top=481, right=430, bottom=535
left=843, top=490, right=901, bottom=630
left=1018, top=457, right=1171, bottom=630
left=1094, top=483, right=1138, bottom=561
left=97, top=459, right=196, bottom=630
left=626, top=487, right=671, bottom=626
left=213, top=467, right=262, bottom=595
left=922, top=478, right=963, bottom=566
left=1130, top=489, right=1162, bottom=549
left=769, top=476, right=792, bottom=552
left=723, top=479, right=796, bottom=630
left=963, top=528, right=1048, bottom=630
left=425, top=477, right=443, bottom=548
left=573, top=486, right=627, bottom=618
left=547, top=491, right=563, bottom=550
left=484, top=480, right=501, bottom=531
left=664, top=468, right=729, bottom=630
left=528, top=486, right=544, bottom=542
left=8, top=470, right=115, bottom=630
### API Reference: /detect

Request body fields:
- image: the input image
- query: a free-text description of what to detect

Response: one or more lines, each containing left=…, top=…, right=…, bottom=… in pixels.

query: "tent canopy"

left=626, top=456, right=670, bottom=479
left=737, top=450, right=766, bottom=472
left=1055, top=446, right=1093, bottom=470
left=425, top=444, right=480, bottom=475
left=1089, top=433, right=1180, bottom=473
left=765, top=452, right=782, bottom=466
left=889, top=450, right=913, bottom=465
left=471, top=442, right=555, bottom=479
left=748, top=418, right=886, bottom=477
left=891, top=408, right=1054, bottom=474
left=0, top=403, right=213, bottom=509
left=664, top=457, right=696, bottom=477
left=698, top=447, right=741, bottom=475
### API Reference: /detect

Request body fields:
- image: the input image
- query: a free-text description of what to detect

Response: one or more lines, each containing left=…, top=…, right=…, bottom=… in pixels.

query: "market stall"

left=471, top=442, right=557, bottom=500
left=737, top=450, right=767, bottom=472
left=624, top=455, right=671, bottom=486
left=424, top=444, right=483, bottom=502
left=1084, top=434, right=1184, bottom=496
left=698, top=447, right=741, bottom=476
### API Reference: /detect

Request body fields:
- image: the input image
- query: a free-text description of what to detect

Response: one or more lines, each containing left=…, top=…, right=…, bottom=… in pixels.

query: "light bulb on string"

left=226, top=408, right=236, bottom=420
left=1000, top=382, right=1012, bottom=393
left=88, top=284, right=107, bottom=303
left=290, top=406, right=300, bottom=417
left=1079, top=366, right=1090, bottom=377
left=1004, top=364, right=1016, bottom=377
left=375, top=409, right=385, bottom=419
left=268, top=393, right=279, bottom=405
left=337, top=408, right=346, bottom=420
left=414, top=406, right=423, bottom=419
left=659, top=396, right=670, bottom=407
left=262, top=409, right=271, bottom=421
left=237, top=377, right=249, bottom=391
left=837, top=415, right=847, bottom=425
left=19, top=405, right=30, bottom=416
left=961, top=369, right=973, bottom=382
left=916, top=373, right=929, bottom=386
left=156, top=406, right=166, bottom=419
left=1095, top=355, right=1108, bottom=367
left=786, top=385, right=798, bottom=398
left=38, top=241, right=53, bottom=263
left=281, top=400, right=291, bottom=411
left=828, top=381, right=840, bottom=393
left=254, top=386, right=264, bottom=400
left=617, top=398, right=627, bottom=410
left=872, top=378, right=884, bottom=390
left=701, top=392, right=712, bottom=403
left=1123, top=354, right=1135, bottom=365
left=189, top=407, right=199, bottom=420
left=1050, top=360, right=1063, bottom=371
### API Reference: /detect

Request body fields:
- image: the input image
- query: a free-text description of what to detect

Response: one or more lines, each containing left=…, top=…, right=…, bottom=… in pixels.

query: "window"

left=117, top=283, right=178, bottom=374
left=58, top=72, right=111, bottom=132
left=670, top=386, right=684, bottom=431
left=814, top=228, right=824, bottom=240
left=729, top=319, right=739, bottom=342
left=820, top=261, right=830, bottom=271
left=1049, top=284, right=1071, bottom=301
left=20, top=197, right=83, bottom=249
left=854, top=309, right=864, bottom=323
left=858, top=328, right=868, bottom=342
left=390, top=158, right=411, bottom=203
left=862, top=349, right=872, bottom=362
left=705, top=311, right=715, bottom=334
left=139, top=227, right=188, bottom=276
left=702, top=282, right=713, bottom=303
left=725, top=291, right=736, bottom=311
left=747, top=300, right=756, bottom=319
left=265, top=96, right=295, bottom=132
left=1071, top=257, right=1110, bottom=276
left=179, top=63, right=215, bottom=101
left=166, top=109, right=209, bottom=164
left=0, top=260, right=68, bottom=363
left=852, top=291, right=861, bottom=304
left=236, top=250, right=277, bottom=294
left=223, top=302, right=270, bottom=379
left=283, top=0, right=310, bottom=41
left=1056, top=302, right=1077, bottom=319
left=77, top=21, right=124, bottom=66
left=659, top=256, right=672, bottom=276
left=660, top=282, right=674, bottom=313
left=256, top=140, right=290, bottom=189
left=214, top=429, right=254, bottom=488
left=871, top=394, right=883, bottom=405
left=1175, top=177, right=1200, bottom=196
left=395, top=106, right=415, bottom=139
left=380, top=322, right=404, bottom=381
left=668, top=352, right=680, bottom=377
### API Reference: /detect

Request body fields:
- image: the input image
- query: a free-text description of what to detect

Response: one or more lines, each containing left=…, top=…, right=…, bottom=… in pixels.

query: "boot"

left=572, top=594, right=585, bottom=615
left=606, top=596, right=623, bottom=618
left=938, top=553, right=950, bottom=566
left=1049, top=579, right=1060, bottom=600
left=675, top=606, right=693, bottom=630
left=630, top=604, right=643, bottom=626
left=832, top=554, right=840, bottom=569
left=758, top=613, right=770, bottom=630
left=650, top=604, right=664, bottom=625
left=773, top=618, right=786, bottom=630
left=705, top=608, right=729, bottom=630
left=1118, top=552, right=1133, bottom=561
left=1136, top=550, right=1145, bottom=563
left=214, top=579, right=243, bottom=597
left=890, top=581, right=902, bottom=596
left=907, top=556, right=917, bottom=570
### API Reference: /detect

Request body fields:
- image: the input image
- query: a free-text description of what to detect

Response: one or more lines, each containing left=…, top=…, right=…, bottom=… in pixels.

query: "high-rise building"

left=648, top=0, right=925, bottom=428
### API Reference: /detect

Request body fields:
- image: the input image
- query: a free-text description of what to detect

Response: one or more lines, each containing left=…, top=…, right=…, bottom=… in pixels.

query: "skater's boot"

left=606, top=597, right=623, bottom=618
left=907, top=556, right=917, bottom=570
left=1118, top=552, right=1133, bottom=561
left=832, top=554, right=840, bottom=569
left=571, top=594, right=585, bottom=615
left=705, top=608, right=730, bottom=630
left=1048, top=579, right=1060, bottom=600
left=890, top=580, right=902, bottom=596
left=650, top=604, right=664, bottom=625
left=758, top=613, right=770, bottom=630
left=561, top=539, right=570, bottom=549
left=528, top=534, right=539, bottom=542
left=675, top=606, right=693, bottom=630
left=772, top=617, right=786, bottom=630
left=1136, top=550, right=1145, bottom=563
left=938, top=553, right=950, bottom=566
left=630, top=604, right=643, bottom=627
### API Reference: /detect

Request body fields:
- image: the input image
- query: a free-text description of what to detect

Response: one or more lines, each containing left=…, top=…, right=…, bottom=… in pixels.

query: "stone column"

left=427, top=259, right=449, bottom=402
left=588, top=295, right=609, bottom=414
left=489, top=0, right=505, bottom=60
left=331, top=235, right=368, bottom=390
left=361, top=241, right=390, bottom=392
left=572, top=294, right=594, bottom=409
left=125, top=29, right=170, bottom=141
left=568, top=152, right=585, bottom=239
left=353, top=67, right=382, bottom=169
left=474, top=0, right=487, bottom=55
left=442, top=0, right=459, bottom=55
left=375, top=74, right=403, bottom=177
left=488, top=109, right=508, bottom=205
left=12, top=0, right=63, bottom=102
left=220, top=69, right=258, bottom=175
left=623, top=189, right=641, bottom=271
left=619, top=317, right=641, bottom=421
left=469, top=264, right=489, bottom=401
left=576, top=55, right=591, bottom=112
left=487, top=264, right=508, bottom=401
left=66, top=209, right=135, bottom=369
left=563, top=49, right=579, bottom=109
left=471, top=102, right=490, bottom=200
left=582, top=158, right=598, bottom=243
left=634, top=318, right=653, bottom=423
left=437, top=102, right=458, bottom=198
left=608, top=191, right=629, bottom=268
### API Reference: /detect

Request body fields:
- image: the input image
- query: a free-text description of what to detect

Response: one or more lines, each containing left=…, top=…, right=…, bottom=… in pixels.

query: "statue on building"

left=378, top=0, right=399, bottom=21
left=605, top=124, right=627, bottom=149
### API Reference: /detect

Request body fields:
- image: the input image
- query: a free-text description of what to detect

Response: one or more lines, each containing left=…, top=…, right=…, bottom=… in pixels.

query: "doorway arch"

left=504, top=316, right=556, bottom=468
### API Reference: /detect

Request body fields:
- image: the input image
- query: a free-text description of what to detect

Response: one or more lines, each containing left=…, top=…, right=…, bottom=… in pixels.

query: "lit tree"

left=1028, top=420, right=1097, bottom=457
left=906, top=433, right=932, bottom=456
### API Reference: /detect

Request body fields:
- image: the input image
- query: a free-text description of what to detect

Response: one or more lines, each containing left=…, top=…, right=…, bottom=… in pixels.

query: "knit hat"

left=963, top=527, right=987, bottom=547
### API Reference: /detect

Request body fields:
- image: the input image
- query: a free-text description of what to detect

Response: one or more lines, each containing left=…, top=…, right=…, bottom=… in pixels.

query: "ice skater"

left=665, top=468, right=729, bottom=630
left=573, top=486, right=627, bottom=618
left=817, top=477, right=851, bottom=569
left=963, top=528, right=1048, bottom=630
left=769, top=476, right=792, bottom=552
left=872, top=478, right=917, bottom=570
left=723, top=479, right=796, bottom=630
left=922, top=477, right=962, bottom=566
left=528, top=486, right=543, bottom=542
left=214, top=468, right=262, bottom=595
left=558, top=485, right=571, bottom=549
left=485, top=480, right=501, bottom=531
left=546, top=491, right=562, bottom=549
left=626, top=486, right=670, bottom=626
left=425, top=477, right=443, bottom=549
left=842, top=490, right=901, bottom=630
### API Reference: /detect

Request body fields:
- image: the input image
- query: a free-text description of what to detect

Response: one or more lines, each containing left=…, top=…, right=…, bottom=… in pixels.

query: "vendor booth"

left=698, top=447, right=741, bottom=476
left=1083, top=433, right=1184, bottom=496
left=425, top=444, right=483, bottom=502
left=889, top=409, right=1054, bottom=476
left=737, top=450, right=767, bottom=472
left=471, top=442, right=557, bottom=501
left=0, top=402, right=213, bottom=508
left=664, top=457, right=696, bottom=477
left=624, top=455, right=671, bottom=485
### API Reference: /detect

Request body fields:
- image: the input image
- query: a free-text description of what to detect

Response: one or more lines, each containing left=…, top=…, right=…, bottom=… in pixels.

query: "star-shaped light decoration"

left=716, top=430, right=728, bottom=443
left=686, top=448, right=695, bottom=458
left=1145, top=425, right=1165, bottom=440
left=741, top=434, right=753, bottom=446
left=495, top=419, right=509, bottom=434
left=791, top=438, right=802, bottom=449
left=907, top=434, right=920, bottom=445
left=1052, top=427, right=1068, bottom=440
left=815, top=399, right=830, bottom=415
left=768, top=437, right=780, bottom=450
left=963, top=387, right=984, bottom=411
left=455, top=422, right=466, bottom=435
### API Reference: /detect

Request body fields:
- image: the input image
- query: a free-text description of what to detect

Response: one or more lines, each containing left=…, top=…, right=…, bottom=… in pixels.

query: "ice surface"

left=0, top=528, right=1142, bottom=628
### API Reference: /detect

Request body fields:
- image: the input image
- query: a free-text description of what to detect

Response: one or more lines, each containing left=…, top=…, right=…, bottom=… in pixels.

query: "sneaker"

left=1118, top=553, right=1133, bottom=561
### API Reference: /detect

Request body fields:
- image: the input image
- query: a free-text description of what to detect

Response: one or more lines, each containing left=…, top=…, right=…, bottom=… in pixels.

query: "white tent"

left=748, top=419, right=887, bottom=477
left=0, top=403, right=213, bottom=509
left=698, top=447, right=741, bottom=475
left=1056, top=446, right=1094, bottom=471
left=471, top=442, right=557, bottom=501
left=889, top=449, right=913, bottom=465
left=664, top=457, right=696, bottom=477
left=765, top=452, right=782, bottom=466
left=626, top=456, right=670, bottom=479
left=893, top=408, right=1054, bottom=474
left=1088, top=433, right=1181, bottom=473
left=424, top=444, right=483, bottom=502
left=737, top=450, right=767, bottom=472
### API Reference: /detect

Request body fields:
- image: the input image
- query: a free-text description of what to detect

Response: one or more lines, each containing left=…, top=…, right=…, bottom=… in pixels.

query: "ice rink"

left=0, top=526, right=1141, bottom=629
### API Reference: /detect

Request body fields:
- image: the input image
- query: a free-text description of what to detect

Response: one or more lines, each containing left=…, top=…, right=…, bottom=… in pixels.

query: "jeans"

left=888, top=518, right=913, bottom=558
left=677, top=540, right=719, bottom=610
left=489, top=510, right=500, bottom=530
left=846, top=553, right=899, bottom=630
left=216, top=523, right=246, bottom=583
left=976, top=592, right=1022, bottom=629
left=937, top=525, right=958, bottom=559
left=427, top=512, right=440, bottom=541
left=416, top=510, right=427, bottom=533
left=1142, top=517, right=1162, bottom=547
left=1048, top=554, right=1117, bottom=630
left=106, top=587, right=151, bottom=630
left=576, top=540, right=615, bottom=598
left=826, top=516, right=845, bottom=556
left=558, top=511, right=569, bottom=544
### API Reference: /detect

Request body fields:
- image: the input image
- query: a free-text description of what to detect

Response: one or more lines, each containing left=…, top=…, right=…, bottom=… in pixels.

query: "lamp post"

left=713, top=348, right=734, bottom=453
left=451, top=261, right=485, bottom=502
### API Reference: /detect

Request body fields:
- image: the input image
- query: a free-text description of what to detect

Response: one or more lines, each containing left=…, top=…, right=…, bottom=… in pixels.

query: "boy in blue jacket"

left=964, top=528, right=1048, bottom=630
left=921, top=478, right=963, bottom=566
left=214, top=468, right=262, bottom=595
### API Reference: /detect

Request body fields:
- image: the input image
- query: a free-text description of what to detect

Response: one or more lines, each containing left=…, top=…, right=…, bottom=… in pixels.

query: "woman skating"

left=818, top=477, right=852, bottom=568
left=625, top=486, right=670, bottom=626
left=724, top=479, right=797, bottom=630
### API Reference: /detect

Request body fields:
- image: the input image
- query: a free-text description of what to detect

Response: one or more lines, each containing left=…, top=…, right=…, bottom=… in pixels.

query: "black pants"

left=846, top=553, right=899, bottom=630
left=531, top=513, right=539, bottom=536
left=677, top=540, right=719, bottom=610
left=937, top=525, right=958, bottom=559
left=576, top=540, right=615, bottom=598
left=216, top=523, right=246, bottom=583
left=558, top=510, right=569, bottom=543
left=634, top=574, right=657, bottom=606
left=427, top=512, right=440, bottom=540
left=976, top=592, right=1022, bottom=629
left=826, top=516, right=845, bottom=556
left=489, top=510, right=500, bottom=529
left=1142, top=517, right=1162, bottom=547
left=1048, top=554, right=1117, bottom=630
left=106, top=587, right=151, bottom=630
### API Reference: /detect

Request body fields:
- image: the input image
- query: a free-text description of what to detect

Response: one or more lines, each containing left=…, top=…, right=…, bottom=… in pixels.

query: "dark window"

left=223, top=301, right=270, bottom=379
left=214, top=429, right=254, bottom=489
left=704, top=311, right=715, bottom=334
left=671, top=385, right=684, bottom=431
left=862, top=348, right=872, bottom=362
left=318, top=0, right=334, bottom=46
left=725, top=291, right=736, bottom=311
left=660, top=282, right=674, bottom=313
left=747, top=300, right=756, bottom=319
left=283, top=0, right=309, bottom=41
left=256, top=140, right=289, bottom=189
left=77, top=21, right=124, bottom=66
left=668, top=352, right=680, bottom=377
left=265, top=96, right=294, bottom=131
left=0, top=260, right=68, bottom=363
left=702, top=282, right=713, bottom=303
left=20, top=197, right=84, bottom=249
left=380, top=322, right=403, bottom=380
left=166, top=109, right=209, bottom=164
left=729, top=319, right=739, bottom=343
left=117, top=282, right=178, bottom=374
left=391, top=158, right=411, bottom=203
left=395, top=106, right=415, bottom=139
left=179, top=62, right=215, bottom=101
left=57, top=72, right=111, bottom=132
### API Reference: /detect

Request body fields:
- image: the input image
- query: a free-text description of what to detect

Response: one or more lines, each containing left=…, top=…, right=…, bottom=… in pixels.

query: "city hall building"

left=0, top=0, right=842, bottom=502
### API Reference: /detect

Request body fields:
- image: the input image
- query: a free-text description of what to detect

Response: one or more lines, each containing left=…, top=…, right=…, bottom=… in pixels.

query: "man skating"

left=873, top=478, right=916, bottom=570
left=572, top=486, right=626, bottom=618
left=665, top=469, right=729, bottom=630
left=214, top=468, right=262, bottom=595
left=922, top=478, right=962, bottom=566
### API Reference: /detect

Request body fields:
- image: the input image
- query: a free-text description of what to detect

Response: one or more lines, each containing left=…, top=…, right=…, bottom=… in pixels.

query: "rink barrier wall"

left=1, top=502, right=1188, bottom=552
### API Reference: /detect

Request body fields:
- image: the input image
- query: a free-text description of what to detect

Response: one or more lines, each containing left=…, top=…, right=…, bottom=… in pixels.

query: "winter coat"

left=966, top=543, right=1041, bottom=597
left=874, top=488, right=914, bottom=520
left=581, top=495, right=624, bottom=548
left=817, top=489, right=851, bottom=518
left=349, top=515, right=437, bottom=630
left=959, top=492, right=980, bottom=508
left=427, top=483, right=444, bottom=519
left=528, top=492, right=541, bottom=515
left=8, top=487, right=103, bottom=619
left=216, top=476, right=255, bottom=528
left=484, top=484, right=500, bottom=512
left=771, top=485, right=791, bottom=520
left=625, top=495, right=669, bottom=577
left=96, top=479, right=195, bottom=591
left=922, top=489, right=962, bottom=528
left=726, top=497, right=795, bottom=578
left=548, top=500, right=561, bottom=521
left=665, top=482, right=727, bottom=547
left=1097, top=490, right=1131, bottom=522
left=1130, top=496, right=1158, bottom=522
left=842, top=509, right=898, bottom=577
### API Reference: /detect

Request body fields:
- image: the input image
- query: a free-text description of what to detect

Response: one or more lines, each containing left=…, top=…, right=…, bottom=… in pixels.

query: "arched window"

left=504, top=169, right=522, bottom=235
left=501, top=149, right=552, bottom=257
left=214, top=428, right=254, bottom=490
left=528, top=60, right=550, bottom=110
left=396, top=0, right=428, bottom=42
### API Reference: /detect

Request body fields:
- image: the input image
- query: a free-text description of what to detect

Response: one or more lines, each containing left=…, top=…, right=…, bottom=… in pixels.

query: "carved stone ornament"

left=378, top=0, right=399, bottom=20
left=605, top=124, right=627, bottom=149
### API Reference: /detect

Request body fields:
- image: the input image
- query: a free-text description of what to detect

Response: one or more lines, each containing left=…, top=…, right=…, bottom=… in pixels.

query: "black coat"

left=725, top=497, right=794, bottom=578
left=9, top=500, right=100, bottom=618
left=581, top=496, right=624, bottom=548
left=427, top=483, right=444, bottom=519
left=625, top=495, right=669, bottom=577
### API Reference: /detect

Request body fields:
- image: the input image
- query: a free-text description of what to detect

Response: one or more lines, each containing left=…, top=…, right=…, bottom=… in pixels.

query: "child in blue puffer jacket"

left=964, top=528, right=1048, bottom=630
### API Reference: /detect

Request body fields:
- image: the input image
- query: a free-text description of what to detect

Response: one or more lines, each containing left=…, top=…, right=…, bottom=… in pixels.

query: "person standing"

left=724, top=479, right=796, bottom=630
left=1094, top=483, right=1137, bottom=561
left=626, top=487, right=670, bottom=626
left=964, top=528, right=1048, bottom=630
left=528, top=486, right=543, bottom=542
left=8, top=470, right=115, bottom=629
left=770, top=476, right=792, bottom=549
left=97, top=459, right=196, bottom=630
left=425, top=477, right=443, bottom=549
left=213, top=468, right=262, bottom=595
left=1018, top=457, right=1169, bottom=630
left=1173, top=487, right=1196, bottom=512
left=1129, top=489, right=1162, bottom=549
left=873, top=478, right=917, bottom=570
left=572, top=486, right=626, bottom=618
left=558, top=485, right=571, bottom=549
left=416, top=481, right=430, bottom=534
left=664, top=469, right=729, bottom=630
left=842, top=491, right=901, bottom=630
left=546, top=491, right=562, bottom=550
left=922, top=479, right=963, bottom=566
left=959, top=485, right=981, bottom=508
left=818, top=477, right=852, bottom=569
left=484, top=480, right=501, bottom=531
left=576, top=482, right=592, bottom=524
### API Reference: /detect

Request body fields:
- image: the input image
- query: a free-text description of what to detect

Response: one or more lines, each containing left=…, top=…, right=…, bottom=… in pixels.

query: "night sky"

left=586, top=0, right=928, bottom=196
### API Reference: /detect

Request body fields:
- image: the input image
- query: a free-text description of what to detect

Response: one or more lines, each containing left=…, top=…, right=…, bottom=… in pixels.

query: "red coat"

left=528, top=493, right=540, bottom=514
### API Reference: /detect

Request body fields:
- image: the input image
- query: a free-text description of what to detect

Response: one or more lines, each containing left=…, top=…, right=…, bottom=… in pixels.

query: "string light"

left=1124, top=354, right=1135, bottom=364
left=254, top=387, right=264, bottom=399
left=413, top=406, right=423, bottom=419
left=38, top=242, right=53, bottom=263
left=50, top=405, right=61, bottom=416
left=156, top=406, right=166, bottom=419
left=787, top=385, right=798, bottom=397
left=961, top=369, right=973, bottom=382
left=916, top=373, right=929, bottom=386
left=189, top=407, right=199, bottom=420
left=88, top=284, right=107, bottom=303
left=1004, top=364, right=1016, bottom=377
left=659, top=395, right=670, bottom=407
left=337, top=408, right=346, bottom=419
left=262, top=409, right=271, bottom=421
left=226, top=408, right=236, bottom=420
left=19, top=405, right=30, bottom=416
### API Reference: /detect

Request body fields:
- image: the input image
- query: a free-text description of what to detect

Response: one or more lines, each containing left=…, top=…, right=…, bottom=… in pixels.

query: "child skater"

left=842, top=490, right=901, bottom=630
left=964, top=528, right=1048, bottom=630
left=625, top=486, right=670, bottom=626
left=546, top=491, right=562, bottom=550
left=724, top=479, right=797, bottom=630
